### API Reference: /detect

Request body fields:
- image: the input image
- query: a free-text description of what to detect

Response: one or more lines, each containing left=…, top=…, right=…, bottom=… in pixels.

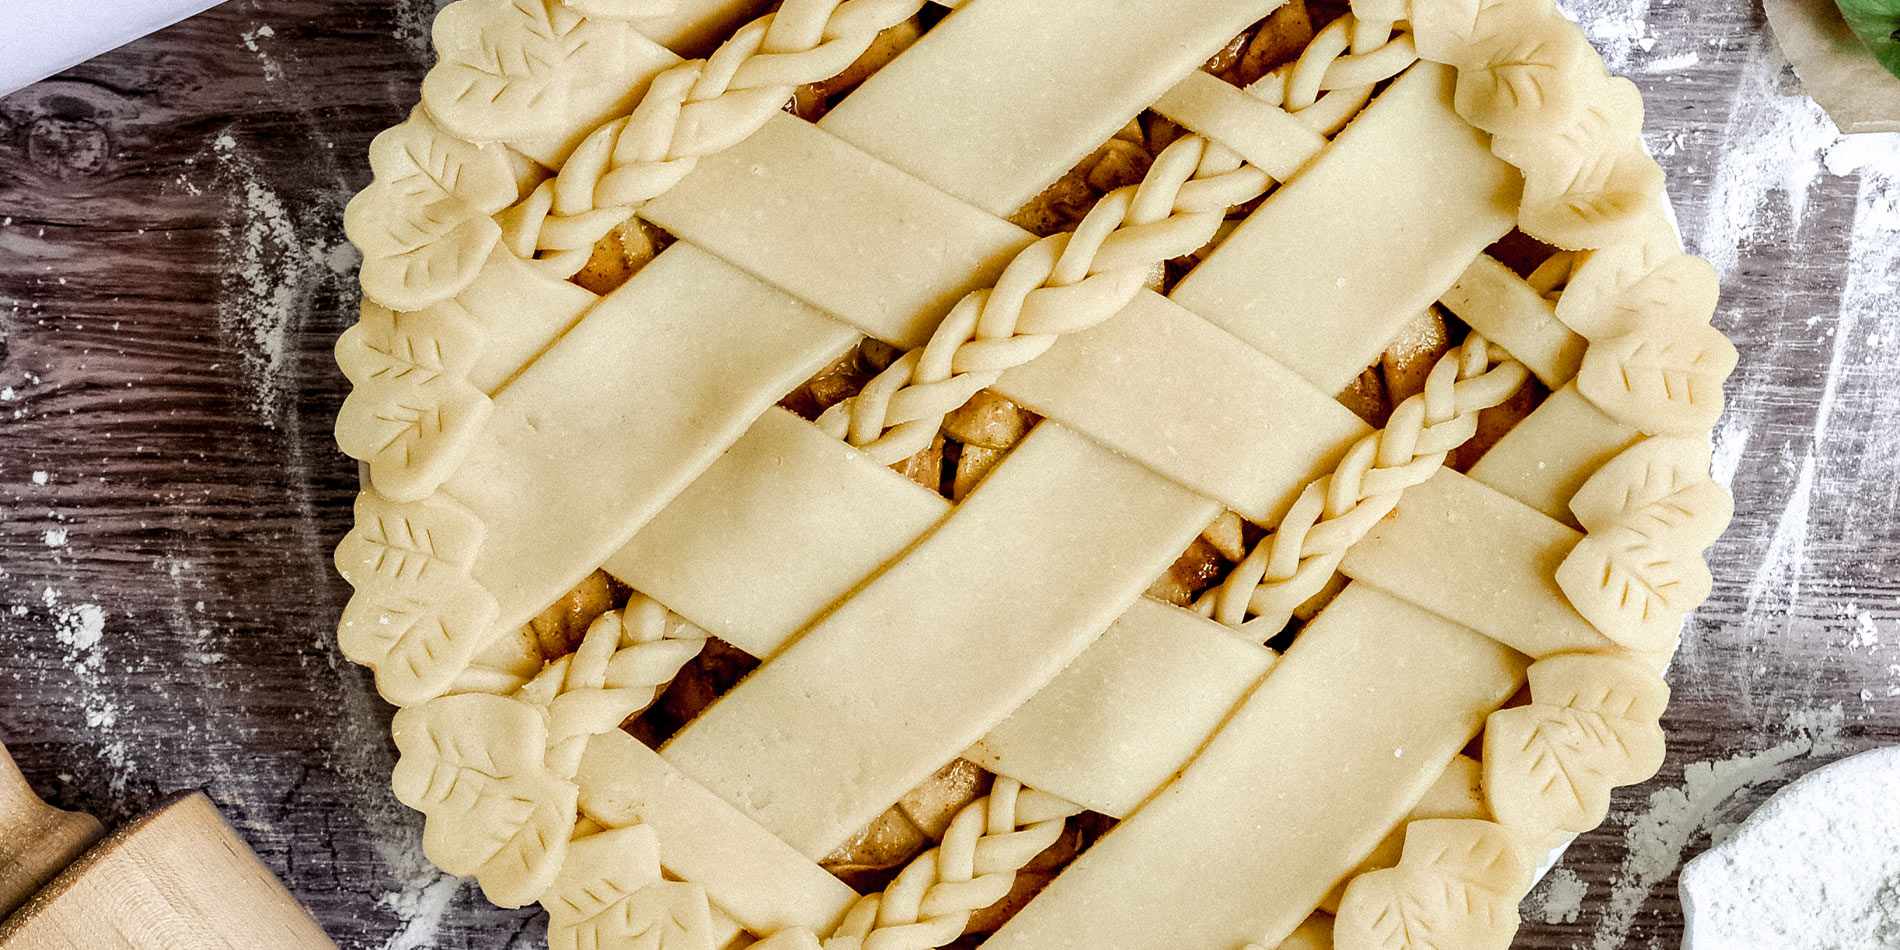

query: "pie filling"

left=334, top=1, right=1736, bottom=948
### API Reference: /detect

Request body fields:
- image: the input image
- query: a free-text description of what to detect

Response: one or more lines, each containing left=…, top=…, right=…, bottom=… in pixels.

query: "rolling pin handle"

left=0, top=740, right=104, bottom=920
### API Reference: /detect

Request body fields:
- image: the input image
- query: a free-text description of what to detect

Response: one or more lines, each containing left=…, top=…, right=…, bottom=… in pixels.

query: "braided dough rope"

left=387, top=593, right=708, bottom=907
left=1243, top=11, right=1418, bottom=137
left=1198, top=334, right=1530, bottom=635
left=499, top=0, right=931, bottom=277
left=749, top=778, right=1083, bottom=950
left=815, top=133, right=1272, bottom=463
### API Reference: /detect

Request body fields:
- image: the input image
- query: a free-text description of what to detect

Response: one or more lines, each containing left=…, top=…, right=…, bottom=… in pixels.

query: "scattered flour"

left=392, top=0, right=458, bottom=63
left=30, top=470, right=47, bottom=485
left=1646, top=50, right=1701, bottom=73
left=1528, top=867, right=1590, bottom=925
left=41, top=527, right=67, bottom=548
left=241, top=24, right=285, bottom=82
left=208, top=133, right=352, bottom=427
left=375, top=840, right=464, bottom=950
left=1697, top=31, right=1900, bottom=623
left=39, top=588, right=128, bottom=784
left=1680, top=747, right=1900, bottom=949
left=1707, top=416, right=1749, bottom=489
left=1852, top=612, right=1882, bottom=650
left=1587, top=705, right=1847, bottom=950
left=1692, top=34, right=1844, bottom=281
left=1563, top=0, right=1657, bottom=72
left=1748, top=451, right=1815, bottom=617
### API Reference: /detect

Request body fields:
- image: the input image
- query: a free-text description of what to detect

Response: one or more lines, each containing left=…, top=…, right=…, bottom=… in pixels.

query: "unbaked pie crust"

left=334, top=1, right=1737, bottom=947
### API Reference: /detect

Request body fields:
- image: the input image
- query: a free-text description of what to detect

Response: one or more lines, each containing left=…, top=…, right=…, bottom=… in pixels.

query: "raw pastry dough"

left=1466, top=382, right=1640, bottom=526
left=331, top=1, right=1737, bottom=946
left=660, top=422, right=1217, bottom=858
left=1172, top=62, right=1521, bottom=392
left=981, top=584, right=1525, bottom=950
left=602, top=408, right=950, bottom=660
left=1338, top=468, right=1618, bottom=658
left=445, top=243, right=857, bottom=635
left=967, top=597, right=1278, bottom=819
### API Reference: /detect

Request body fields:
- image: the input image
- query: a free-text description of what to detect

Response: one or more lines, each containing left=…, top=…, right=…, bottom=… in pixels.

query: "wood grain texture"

left=0, top=741, right=102, bottom=919
left=0, top=792, right=336, bottom=949
left=0, top=1, right=1895, bottom=948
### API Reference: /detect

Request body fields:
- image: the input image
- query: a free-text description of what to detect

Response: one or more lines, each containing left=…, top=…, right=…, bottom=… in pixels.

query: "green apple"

left=1836, top=0, right=1900, bottom=79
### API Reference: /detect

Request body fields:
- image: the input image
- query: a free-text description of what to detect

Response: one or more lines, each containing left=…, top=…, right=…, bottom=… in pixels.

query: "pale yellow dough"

left=602, top=408, right=950, bottom=660
left=1334, top=819, right=1532, bottom=950
left=445, top=242, right=857, bottom=636
left=456, top=247, right=600, bottom=393
left=660, top=422, right=1218, bottom=859
left=1466, top=382, right=1641, bottom=527
left=598, top=0, right=775, bottom=58
left=1481, top=653, right=1669, bottom=837
left=1339, top=469, right=1619, bottom=658
left=649, top=102, right=1371, bottom=524
left=819, top=0, right=1290, bottom=216
left=1151, top=69, right=1327, bottom=182
left=967, top=597, right=1278, bottom=819
left=330, top=0, right=1742, bottom=944
left=1439, top=253, right=1587, bottom=388
left=995, top=289, right=1372, bottom=526
left=1318, top=754, right=1488, bottom=914
left=575, top=730, right=859, bottom=937
left=423, top=0, right=684, bottom=165
left=641, top=112, right=1036, bottom=350
left=1172, top=62, right=1522, bottom=393
left=980, top=584, right=1525, bottom=950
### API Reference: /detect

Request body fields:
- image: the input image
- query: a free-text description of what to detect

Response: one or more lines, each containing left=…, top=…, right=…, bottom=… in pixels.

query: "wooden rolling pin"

left=0, top=740, right=335, bottom=948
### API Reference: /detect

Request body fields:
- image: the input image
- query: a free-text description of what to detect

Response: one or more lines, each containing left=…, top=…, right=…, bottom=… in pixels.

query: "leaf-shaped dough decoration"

left=391, top=693, right=549, bottom=807
left=369, top=106, right=526, bottom=215
left=1569, top=436, right=1732, bottom=554
left=468, top=770, right=580, bottom=907
left=335, top=492, right=500, bottom=705
left=1518, top=144, right=1666, bottom=251
left=337, top=301, right=485, bottom=386
left=544, top=824, right=703, bottom=950
left=1576, top=319, right=1738, bottom=435
left=1452, top=23, right=1590, bottom=137
left=1481, top=653, right=1668, bottom=835
left=345, top=181, right=505, bottom=312
left=1334, top=819, right=1530, bottom=950
left=1411, top=0, right=1554, bottom=66
left=1555, top=524, right=1713, bottom=652
left=744, top=930, right=822, bottom=950
left=1554, top=237, right=1721, bottom=339
left=608, top=880, right=715, bottom=950
left=423, top=0, right=626, bottom=143
left=1496, top=76, right=1666, bottom=250
left=391, top=693, right=579, bottom=908
left=335, top=303, right=495, bottom=502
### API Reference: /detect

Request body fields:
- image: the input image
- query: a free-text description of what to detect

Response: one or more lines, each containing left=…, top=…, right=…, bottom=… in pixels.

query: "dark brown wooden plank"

left=0, top=0, right=1895, bottom=948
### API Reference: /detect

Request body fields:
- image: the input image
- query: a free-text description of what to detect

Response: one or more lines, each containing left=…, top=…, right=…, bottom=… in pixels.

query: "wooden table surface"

left=0, top=1, right=1895, bottom=947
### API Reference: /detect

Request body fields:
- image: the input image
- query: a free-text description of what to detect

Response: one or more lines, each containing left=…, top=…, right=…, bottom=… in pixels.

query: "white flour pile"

left=1680, top=746, right=1900, bottom=949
